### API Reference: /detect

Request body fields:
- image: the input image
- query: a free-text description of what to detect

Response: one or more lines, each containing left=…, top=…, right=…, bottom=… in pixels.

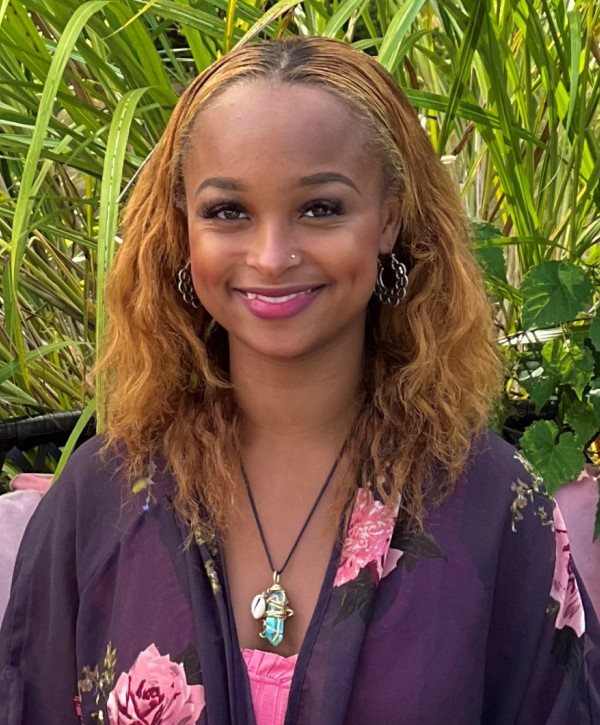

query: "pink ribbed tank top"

left=242, top=648, right=298, bottom=725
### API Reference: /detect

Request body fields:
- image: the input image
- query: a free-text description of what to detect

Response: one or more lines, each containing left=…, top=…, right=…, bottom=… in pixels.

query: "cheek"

left=341, top=218, right=383, bottom=285
left=187, top=238, right=229, bottom=309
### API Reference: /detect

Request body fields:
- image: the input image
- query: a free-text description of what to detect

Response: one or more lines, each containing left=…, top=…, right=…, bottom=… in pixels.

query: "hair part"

left=95, top=37, right=503, bottom=541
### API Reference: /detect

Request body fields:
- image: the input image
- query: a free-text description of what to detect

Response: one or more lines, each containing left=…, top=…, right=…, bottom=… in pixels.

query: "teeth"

left=244, top=289, right=315, bottom=304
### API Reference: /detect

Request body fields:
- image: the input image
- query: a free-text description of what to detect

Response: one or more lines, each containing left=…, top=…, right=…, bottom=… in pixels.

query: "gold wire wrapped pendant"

left=250, top=572, right=294, bottom=647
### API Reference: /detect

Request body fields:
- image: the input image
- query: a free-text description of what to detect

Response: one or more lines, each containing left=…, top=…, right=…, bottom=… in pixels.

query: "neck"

left=229, top=332, right=364, bottom=447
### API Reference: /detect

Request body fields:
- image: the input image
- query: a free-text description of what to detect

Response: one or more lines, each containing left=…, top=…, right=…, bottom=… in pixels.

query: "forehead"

left=183, top=81, right=377, bottom=182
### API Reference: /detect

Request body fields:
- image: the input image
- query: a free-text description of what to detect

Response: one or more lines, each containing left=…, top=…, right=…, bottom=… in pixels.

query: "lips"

left=233, top=285, right=325, bottom=320
left=237, top=286, right=322, bottom=304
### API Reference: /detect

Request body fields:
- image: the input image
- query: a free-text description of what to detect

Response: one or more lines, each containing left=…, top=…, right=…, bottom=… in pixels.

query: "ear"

left=378, top=196, right=402, bottom=255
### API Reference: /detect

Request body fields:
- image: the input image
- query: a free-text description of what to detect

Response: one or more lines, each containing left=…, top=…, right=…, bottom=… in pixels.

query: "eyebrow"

left=195, top=172, right=360, bottom=197
left=195, top=177, right=246, bottom=196
left=295, top=172, right=360, bottom=193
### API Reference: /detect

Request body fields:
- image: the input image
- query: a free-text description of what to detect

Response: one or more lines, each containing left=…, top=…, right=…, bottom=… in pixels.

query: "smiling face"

left=182, top=81, right=402, bottom=363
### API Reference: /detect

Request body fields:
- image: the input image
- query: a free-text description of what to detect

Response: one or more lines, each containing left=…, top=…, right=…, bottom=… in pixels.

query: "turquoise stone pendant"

left=250, top=572, right=294, bottom=647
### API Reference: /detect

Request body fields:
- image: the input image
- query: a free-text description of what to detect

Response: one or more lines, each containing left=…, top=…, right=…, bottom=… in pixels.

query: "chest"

left=222, top=506, right=338, bottom=657
left=74, top=491, right=495, bottom=725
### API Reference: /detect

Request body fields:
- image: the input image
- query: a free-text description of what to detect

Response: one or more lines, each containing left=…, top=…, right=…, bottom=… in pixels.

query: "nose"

left=246, top=217, right=298, bottom=278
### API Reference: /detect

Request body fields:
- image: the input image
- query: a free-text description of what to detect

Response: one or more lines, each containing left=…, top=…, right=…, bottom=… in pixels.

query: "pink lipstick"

left=234, top=285, right=324, bottom=320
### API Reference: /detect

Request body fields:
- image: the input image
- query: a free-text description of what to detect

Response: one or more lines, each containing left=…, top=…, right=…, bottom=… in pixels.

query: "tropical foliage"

left=0, top=0, right=599, bottom=532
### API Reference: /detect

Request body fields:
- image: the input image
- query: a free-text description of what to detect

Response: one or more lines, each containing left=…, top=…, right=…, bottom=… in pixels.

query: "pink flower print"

left=73, top=695, right=83, bottom=724
left=550, top=505, right=585, bottom=638
left=107, top=644, right=205, bottom=724
left=334, top=488, right=398, bottom=587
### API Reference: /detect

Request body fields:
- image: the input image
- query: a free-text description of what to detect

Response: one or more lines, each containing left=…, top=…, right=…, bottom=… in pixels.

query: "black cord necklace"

left=241, top=444, right=345, bottom=647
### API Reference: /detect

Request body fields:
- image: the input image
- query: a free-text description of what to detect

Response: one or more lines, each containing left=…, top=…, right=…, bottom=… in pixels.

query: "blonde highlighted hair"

left=95, top=37, right=503, bottom=540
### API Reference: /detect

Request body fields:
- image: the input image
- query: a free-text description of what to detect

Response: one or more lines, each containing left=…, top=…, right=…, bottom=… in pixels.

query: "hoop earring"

left=374, top=252, right=408, bottom=307
left=177, top=260, right=200, bottom=309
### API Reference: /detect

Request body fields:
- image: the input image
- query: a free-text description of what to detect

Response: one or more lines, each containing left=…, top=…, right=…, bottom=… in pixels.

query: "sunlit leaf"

left=521, top=260, right=593, bottom=330
left=517, top=365, right=559, bottom=411
left=378, top=0, right=428, bottom=73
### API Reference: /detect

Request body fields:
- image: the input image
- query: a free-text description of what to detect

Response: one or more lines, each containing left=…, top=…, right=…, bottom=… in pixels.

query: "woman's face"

left=182, top=81, right=401, bottom=362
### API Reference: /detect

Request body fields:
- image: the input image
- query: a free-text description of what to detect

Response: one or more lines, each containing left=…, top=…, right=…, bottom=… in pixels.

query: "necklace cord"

left=241, top=439, right=347, bottom=577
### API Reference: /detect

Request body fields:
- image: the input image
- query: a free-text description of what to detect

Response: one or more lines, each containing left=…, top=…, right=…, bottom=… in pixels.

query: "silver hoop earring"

left=374, top=252, right=408, bottom=307
left=177, top=260, right=200, bottom=309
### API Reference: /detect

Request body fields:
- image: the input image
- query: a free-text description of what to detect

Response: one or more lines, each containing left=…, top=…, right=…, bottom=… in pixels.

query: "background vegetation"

left=0, top=0, right=599, bottom=533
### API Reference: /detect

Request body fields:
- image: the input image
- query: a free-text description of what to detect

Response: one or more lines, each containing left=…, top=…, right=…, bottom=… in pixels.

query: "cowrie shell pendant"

left=250, top=573, right=294, bottom=646
left=251, top=593, right=267, bottom=620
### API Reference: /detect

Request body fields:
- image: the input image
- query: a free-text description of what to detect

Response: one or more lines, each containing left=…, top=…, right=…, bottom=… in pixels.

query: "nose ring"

left=290, top=252, right=298, bottom=261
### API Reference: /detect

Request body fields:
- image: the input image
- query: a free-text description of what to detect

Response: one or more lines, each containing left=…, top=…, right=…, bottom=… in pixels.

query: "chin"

left=251, top=341, right=319, bottom=362
left=232, top=331, right=327, bottom=363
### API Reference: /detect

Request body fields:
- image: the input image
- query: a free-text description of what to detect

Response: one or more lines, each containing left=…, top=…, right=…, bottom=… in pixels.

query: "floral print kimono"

left=1, top=430, right=599, bottom=724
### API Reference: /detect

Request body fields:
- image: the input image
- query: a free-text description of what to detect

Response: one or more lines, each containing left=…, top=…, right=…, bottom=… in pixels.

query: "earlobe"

left=379, top=197, right=403, bottom=255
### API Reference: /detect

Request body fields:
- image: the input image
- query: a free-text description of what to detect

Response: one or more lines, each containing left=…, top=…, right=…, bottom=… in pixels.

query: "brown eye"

left=302, top=200, right=344, bottom=218
left=201, top=202, right=249, bottom=221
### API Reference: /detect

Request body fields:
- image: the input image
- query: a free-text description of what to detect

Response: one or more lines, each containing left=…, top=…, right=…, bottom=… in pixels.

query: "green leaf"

left=323, top=0, right=369, bottom=38
left=52, top=397, right=96, bottom=482
left=438, top=0, right=487, bottom=152
left=476, top=245, right=507, bottom=285
left=472, top=221, right=508, bottom=283
left=224, top=0, right=237, bottom=52
left=8, top=0, right=110, bottom=385
left=589, top=377, right=600, bottom=422
left=105, top=0, right=160, bottom=37
left=363, top=87, right=544, bottom=146
left=589, top=315, right=600, bottom=353
left=555, top=343, right=595, bottom=400
left=0, top=0, right=10, bottom=26
left=564, top=10, right=581, bottom=135
left=132, top=477, right=150, bottom=494
left=479, top=12, right=538, bottom=237
left=517, top=365, right=558, bottom=411
left=378, top=0, right=428, bottom=74
left=521, top=260, right=593, bottom=331
left=520, top=420, right=585, bottom=494
left=95, top=87, right=150, bottom=430
left=0, top=340, right=87, bottom=386
left=564, top=400, right=599, bottom=448
left=472, top=219, right=504, bottom=242
left=236, top=0, right=305, bottom=46
left=10, top=0, right=110, bottom=280
left=538, top=339, right=594, bottom=401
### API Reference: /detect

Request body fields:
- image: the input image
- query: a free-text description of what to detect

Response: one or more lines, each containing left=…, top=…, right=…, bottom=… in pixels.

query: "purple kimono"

left=1, top=430, right=599, bottom=723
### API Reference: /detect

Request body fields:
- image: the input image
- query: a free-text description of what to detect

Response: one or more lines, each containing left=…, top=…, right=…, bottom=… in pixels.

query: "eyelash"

left=200, top=199, right=245, bottom=221
left=199, top=198, right=345, bottom=220
left=300, top=199, right=344, bottom=218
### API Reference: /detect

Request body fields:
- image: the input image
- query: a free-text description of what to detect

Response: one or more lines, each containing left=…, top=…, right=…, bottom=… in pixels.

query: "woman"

left=1, top=37, right=598, bottom=724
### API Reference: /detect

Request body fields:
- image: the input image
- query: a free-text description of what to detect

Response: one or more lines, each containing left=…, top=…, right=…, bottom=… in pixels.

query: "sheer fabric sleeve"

left=0, top=466, right=80, bottom=724
left=483, top=481, right=600, bottom=723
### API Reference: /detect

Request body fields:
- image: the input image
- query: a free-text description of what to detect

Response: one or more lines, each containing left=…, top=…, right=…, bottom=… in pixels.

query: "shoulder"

left=19, top=435, right=177, bottom=585
left=463, top=428, right=535, bottom=490
left=44, top=434, right=176, bottom=513
left=28, top=435, right=128, bottom=547
left=427, top=429, right=556, bottom=575
left=458, top=428, right=552, bottom=524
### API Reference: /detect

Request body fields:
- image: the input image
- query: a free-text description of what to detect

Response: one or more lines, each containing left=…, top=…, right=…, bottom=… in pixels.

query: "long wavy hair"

left=95, top=36, right=503, bottom=540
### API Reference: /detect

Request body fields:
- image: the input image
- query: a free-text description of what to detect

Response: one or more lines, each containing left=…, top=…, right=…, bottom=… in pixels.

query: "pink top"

left=242, top=649, right=298, bottom=725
